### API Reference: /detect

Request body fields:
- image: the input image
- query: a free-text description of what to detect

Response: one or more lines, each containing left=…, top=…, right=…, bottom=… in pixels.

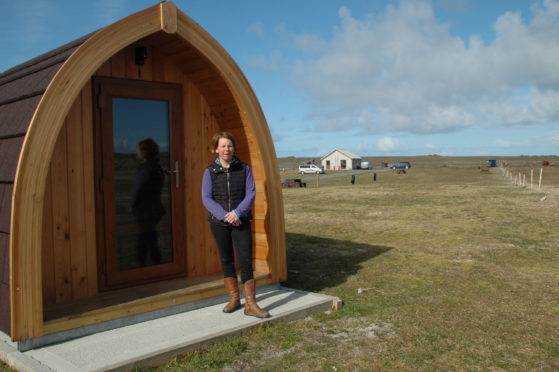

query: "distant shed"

left=0, top=2, right=285, bottom=346
left=321, top=149, right=362, bottom=170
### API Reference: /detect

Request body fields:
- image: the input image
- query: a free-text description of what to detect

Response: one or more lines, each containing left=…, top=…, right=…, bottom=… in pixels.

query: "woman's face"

left=136, top=146, right=146, bottom=162
left=215, top=137, right=234, bottom=162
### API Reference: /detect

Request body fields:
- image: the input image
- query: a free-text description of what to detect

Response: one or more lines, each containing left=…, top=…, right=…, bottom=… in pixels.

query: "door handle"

left=166, top=161, right=180, bottom=188
left=174, top=161, right=180, bottom=188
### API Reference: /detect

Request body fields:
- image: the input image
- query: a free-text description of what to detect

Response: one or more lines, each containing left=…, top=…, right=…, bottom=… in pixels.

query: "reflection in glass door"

left=94, top=77, right=185, bottom=291
left=112, top=98, right=173, bottom=271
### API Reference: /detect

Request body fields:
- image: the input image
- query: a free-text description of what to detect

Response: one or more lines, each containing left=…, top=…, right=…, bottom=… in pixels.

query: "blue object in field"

left=487, top=159, right=497, bottom=167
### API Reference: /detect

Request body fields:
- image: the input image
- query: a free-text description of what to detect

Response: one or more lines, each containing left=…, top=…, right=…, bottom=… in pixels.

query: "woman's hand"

left=224, top=211, right=241, bottom=226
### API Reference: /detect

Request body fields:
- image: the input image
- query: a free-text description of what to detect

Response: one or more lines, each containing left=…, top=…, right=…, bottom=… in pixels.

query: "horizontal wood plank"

left=43, top=273, right=271, bottom=334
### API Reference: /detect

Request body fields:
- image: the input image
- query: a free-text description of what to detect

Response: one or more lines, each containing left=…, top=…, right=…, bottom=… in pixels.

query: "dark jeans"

left=137, top=218, right=162, bottom=266
left=209, top=221, right=254, bottom=283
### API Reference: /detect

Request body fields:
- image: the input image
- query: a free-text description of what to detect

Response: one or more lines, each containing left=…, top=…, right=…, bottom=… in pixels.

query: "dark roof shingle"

left=0, top=95, right=42, bottom=138
left=0, top=184, right=13, bottom=233
left=0, top=137, right=25, bottom=183
left=0, top=29, right=94, bottom=337
left=0, top=32, right=92, bottom=229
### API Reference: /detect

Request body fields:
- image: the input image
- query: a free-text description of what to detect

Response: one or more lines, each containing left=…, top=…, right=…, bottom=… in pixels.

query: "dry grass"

left=0, top=362, right=16, bottom=372
left=132, top=158, right=559, bottom=371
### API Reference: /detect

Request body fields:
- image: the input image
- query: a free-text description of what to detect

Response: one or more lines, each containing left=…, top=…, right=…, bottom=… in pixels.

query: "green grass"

left=133, top=163, right=558, bottom=371
left=0, top=361, right=17, bottom=372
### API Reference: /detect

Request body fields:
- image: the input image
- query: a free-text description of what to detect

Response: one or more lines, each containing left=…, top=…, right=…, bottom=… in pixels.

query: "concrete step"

left=1, top=286, right=340, bottom=372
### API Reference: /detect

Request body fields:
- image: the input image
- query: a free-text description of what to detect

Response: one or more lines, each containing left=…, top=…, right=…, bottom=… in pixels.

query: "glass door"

left=93, top=77, right=186, bottom=291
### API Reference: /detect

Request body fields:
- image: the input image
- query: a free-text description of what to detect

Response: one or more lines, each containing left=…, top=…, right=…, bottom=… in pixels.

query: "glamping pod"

left=0, top=2, right=285, bottom=345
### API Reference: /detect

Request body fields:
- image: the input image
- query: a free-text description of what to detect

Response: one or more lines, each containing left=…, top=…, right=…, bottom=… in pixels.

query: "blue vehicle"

left=487, top=159, right=497, bottom=167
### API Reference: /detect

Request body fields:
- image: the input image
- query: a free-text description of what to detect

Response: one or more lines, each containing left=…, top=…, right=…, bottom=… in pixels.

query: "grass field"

left=125, top=156, right=559, bottom=371
left=2, top=157, right=558, bottom=372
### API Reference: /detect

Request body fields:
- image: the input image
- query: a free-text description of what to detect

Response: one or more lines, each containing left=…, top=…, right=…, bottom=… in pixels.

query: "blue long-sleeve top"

left=201, top=163, right=256, bottom=221
left=129, top=161, right=165, bottom=220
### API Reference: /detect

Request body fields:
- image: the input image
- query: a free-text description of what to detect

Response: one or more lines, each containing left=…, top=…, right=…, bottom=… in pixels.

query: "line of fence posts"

left=314, top=170, right=380, bottom=188
left=347, top=173, right=379, bottom=185
left=500, top=161, right=543, bottom=190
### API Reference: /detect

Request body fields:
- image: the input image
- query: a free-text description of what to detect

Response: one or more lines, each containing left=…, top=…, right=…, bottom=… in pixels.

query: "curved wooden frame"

left=10, top=2, right=285, bottom=340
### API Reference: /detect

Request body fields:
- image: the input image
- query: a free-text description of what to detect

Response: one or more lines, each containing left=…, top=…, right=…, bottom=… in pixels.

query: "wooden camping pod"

left=0, top=2, right=285, bottom=342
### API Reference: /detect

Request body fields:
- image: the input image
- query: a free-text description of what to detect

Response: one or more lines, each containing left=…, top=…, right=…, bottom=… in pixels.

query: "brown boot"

left=243, top=279, right=270, bottom=318
left=222, top=277, right=241, bottom=313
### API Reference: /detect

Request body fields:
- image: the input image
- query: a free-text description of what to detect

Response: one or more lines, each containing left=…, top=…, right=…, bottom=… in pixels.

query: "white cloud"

left=274, top=23, right=287, bottom=34
left=291, top=0, right=559, bottom=134
left=247, top=22, right=265, bottom=38
left=377, top=137, right=401, bottom=152
left=485, top=88, right=559, bottom=125
left=294, top=33, right=327, bottom=54
left=245, top=51, right=285, bottom=72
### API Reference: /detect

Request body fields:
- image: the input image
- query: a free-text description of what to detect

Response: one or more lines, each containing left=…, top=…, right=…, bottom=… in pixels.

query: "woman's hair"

left=210, top=132, right=237, bottom=152
left=137, top=138, right=160, bottom=162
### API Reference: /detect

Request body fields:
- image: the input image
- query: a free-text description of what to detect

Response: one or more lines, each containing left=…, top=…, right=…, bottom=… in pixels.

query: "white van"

left=298, top=164, right=324, bottom=174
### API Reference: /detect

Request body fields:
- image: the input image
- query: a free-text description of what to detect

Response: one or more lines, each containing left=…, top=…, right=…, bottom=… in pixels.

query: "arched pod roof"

left=0, top=31, right=93, bottom=336
left=5, top=2, right=284, bottom=340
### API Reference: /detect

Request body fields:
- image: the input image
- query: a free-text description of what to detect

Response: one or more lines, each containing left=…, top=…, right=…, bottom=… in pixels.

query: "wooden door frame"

left=92, top=76, right=186, bottom=291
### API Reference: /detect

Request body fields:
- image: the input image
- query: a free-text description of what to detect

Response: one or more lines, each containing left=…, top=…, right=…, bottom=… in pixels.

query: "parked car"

left=391, top=161, right=411, bottom=170
left=486, top=159, right=497, bottom=167
left=299, top=164, right=324, bottom=174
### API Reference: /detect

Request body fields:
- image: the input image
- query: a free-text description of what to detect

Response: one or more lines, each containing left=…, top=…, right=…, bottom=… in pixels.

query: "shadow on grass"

left=281, top=232, right=392, bottom=292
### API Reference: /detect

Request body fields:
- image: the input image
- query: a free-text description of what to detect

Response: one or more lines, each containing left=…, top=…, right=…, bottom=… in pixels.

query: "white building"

left=321, top=149, right=362, bottom=170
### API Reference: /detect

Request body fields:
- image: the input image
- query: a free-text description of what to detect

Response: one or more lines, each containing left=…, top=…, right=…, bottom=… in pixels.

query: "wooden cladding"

left=42, top=81, right=97, bottom=304
left=11, top=3, right=284, bottom=341
left=42, top=37, right=271, bottom=305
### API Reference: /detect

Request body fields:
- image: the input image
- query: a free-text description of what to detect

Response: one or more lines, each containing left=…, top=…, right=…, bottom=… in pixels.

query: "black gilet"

left=208, top=161, right=247, bottom=213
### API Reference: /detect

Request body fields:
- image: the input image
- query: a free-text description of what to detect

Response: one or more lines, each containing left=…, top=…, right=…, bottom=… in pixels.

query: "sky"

left=1, top=0, right=558, bottom=157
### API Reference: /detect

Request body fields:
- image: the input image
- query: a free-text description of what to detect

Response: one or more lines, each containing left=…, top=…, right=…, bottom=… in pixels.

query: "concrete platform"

left=0, top=286, right=340, bottom=372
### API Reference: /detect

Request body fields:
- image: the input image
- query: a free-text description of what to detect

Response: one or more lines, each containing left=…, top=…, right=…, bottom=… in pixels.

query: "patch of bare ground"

left=320, top=317, right=395, bottom=341
left=222, top=316, right=396, bottom=371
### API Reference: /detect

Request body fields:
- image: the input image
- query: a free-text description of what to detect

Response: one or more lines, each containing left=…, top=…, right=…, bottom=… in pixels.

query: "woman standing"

left=130, top=138, right=165, bottom=266
left=201, top=132, right=270, bottom=318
